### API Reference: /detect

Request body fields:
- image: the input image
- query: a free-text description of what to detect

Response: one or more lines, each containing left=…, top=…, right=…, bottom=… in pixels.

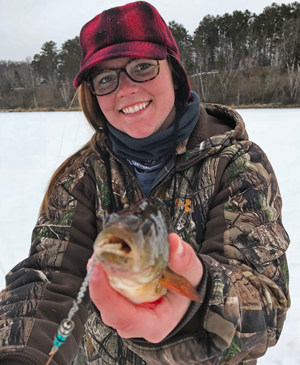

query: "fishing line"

left=55, top=119, right=67, bottom=168
left=45, top=258, right=96, bottom=365
left=73, top=117, right=81, bottom=151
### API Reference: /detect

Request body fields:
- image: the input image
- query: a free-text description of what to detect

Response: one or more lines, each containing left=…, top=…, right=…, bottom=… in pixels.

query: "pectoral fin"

left=158, top=268, right=201, bottom=302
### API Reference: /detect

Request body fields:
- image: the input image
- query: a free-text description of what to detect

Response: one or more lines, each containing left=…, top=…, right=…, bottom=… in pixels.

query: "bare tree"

left=215, top=52, right=242, bottom=104
left=286, top=62, right=300, bottom=101
left=59, top=82, right=71, bottom=106
left=281, top=18, right=300, bottom=101
left=192, top=51, right=215, bottom=102
left=33, top=94, right=38, bottom=108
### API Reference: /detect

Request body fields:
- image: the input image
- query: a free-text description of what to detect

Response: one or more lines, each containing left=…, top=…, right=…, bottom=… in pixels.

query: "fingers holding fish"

left=107, top=288, right=190, bottom=342
left=89, top=198, right=204, bottom=342
left=168, top=233, right=203, bottom=290
left=118, top=294, right=191, bottom=342
left=88, top=259, right=173, bottom=340
left=88, top=260, right=137, bottom=328
left=88, top=258, right=192, bottom=342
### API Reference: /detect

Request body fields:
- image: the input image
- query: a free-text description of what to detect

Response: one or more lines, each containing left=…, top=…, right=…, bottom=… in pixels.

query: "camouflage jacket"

left=0, top=104, right=290, bottom=365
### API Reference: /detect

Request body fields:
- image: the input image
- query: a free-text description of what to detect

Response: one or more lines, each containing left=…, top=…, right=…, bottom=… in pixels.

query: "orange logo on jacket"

left=175, top=198, right=192, bottom=212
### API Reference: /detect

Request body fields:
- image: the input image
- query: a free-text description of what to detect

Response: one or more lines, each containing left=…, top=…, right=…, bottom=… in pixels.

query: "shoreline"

left=1, top=104, right=300, bottom=113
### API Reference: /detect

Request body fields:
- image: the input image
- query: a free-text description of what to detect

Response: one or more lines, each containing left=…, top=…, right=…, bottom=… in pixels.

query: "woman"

left=0, top=2, right=290, bottom=365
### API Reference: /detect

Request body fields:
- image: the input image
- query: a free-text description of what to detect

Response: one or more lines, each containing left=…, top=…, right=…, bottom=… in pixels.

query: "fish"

left=93, top=197, right=201, bottom=307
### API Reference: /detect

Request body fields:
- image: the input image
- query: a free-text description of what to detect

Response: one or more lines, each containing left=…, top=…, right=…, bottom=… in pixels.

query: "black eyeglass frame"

left=85, top=59, right=160, bottom=96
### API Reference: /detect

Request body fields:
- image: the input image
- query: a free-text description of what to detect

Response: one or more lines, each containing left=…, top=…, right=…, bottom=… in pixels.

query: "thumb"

left=168, top=233, right=203, bottom=288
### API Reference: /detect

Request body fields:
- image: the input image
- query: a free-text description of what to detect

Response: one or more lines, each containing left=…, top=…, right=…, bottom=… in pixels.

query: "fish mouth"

left=97, top=235, right=132, bottom=256
left=94, top=230, right=166, bottom=284
left=94, top=233, right=137, bottom=276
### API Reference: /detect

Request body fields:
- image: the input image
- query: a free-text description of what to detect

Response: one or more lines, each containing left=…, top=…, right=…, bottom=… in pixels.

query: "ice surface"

left=0, top=109, right=299, bottom=363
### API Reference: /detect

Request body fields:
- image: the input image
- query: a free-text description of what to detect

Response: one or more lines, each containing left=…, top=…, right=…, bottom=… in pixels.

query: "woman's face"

left=95, top=58, right=176, bottom=139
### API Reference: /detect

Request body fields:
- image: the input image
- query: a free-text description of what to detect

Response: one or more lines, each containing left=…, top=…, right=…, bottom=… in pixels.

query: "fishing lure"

left=45, top=259, right=96, bottom=365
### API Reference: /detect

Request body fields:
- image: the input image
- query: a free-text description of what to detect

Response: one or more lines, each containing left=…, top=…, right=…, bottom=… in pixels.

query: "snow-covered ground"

left=0, top=109, right=299, bottom=364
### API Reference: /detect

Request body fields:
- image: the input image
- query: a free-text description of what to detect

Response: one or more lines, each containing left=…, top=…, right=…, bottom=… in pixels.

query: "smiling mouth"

left=121, top=101, right=151, bottom=114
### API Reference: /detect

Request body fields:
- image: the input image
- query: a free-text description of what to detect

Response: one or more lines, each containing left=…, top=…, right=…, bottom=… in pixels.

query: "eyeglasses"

left=86, top=59, right=160, bottom=96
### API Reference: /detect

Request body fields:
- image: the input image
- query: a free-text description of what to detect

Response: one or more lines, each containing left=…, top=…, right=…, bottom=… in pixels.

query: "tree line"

left=0, top=37, right=81, bottom=88
left=1, top=1, right=300, bottom=108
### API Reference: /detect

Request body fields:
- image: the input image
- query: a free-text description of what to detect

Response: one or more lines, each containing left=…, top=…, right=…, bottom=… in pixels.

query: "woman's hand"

left=88, top=233, right=203, bottom=343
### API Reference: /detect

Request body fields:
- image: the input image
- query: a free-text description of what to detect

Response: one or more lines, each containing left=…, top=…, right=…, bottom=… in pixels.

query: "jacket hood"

left=177, top=104, right=249, bottom=166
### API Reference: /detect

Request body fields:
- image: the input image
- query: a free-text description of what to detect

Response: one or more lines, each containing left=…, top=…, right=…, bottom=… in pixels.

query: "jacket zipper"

left=149, top=154, right=207, bottom=197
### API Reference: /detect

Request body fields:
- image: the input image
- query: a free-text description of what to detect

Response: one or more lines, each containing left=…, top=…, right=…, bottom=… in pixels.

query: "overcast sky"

left=0, top=0, right=295, bottom=61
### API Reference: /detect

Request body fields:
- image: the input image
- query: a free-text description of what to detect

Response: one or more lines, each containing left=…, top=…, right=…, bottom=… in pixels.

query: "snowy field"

left=0, top=109, right=299, bottom=364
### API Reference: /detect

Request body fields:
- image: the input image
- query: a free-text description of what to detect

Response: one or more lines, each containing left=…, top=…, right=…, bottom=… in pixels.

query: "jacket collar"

left=176, top=104, right=249, bottom=167
left=99, top=103, right=248, bottom=167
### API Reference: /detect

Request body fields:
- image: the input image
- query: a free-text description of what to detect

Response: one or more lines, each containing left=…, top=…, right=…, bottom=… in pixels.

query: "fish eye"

left=142, top=220, right=153, bottom=238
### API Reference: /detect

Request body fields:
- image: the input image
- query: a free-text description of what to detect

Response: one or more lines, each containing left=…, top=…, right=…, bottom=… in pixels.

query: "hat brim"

left=73, top=41, right=167, bottom=88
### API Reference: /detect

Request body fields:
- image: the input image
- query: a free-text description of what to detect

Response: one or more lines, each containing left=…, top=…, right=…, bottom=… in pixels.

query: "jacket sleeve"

left=124, top=141, right=290, bottom=365
left=0, top=164, right=98, bottom=365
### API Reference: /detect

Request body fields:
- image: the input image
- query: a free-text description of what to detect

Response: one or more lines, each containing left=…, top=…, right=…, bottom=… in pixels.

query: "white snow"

left=0, top=109, right=299, bottom=363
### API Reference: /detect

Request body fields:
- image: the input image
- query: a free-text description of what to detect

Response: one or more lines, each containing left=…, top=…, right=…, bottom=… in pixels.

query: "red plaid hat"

left=73, top=1, right=190, bottom=101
